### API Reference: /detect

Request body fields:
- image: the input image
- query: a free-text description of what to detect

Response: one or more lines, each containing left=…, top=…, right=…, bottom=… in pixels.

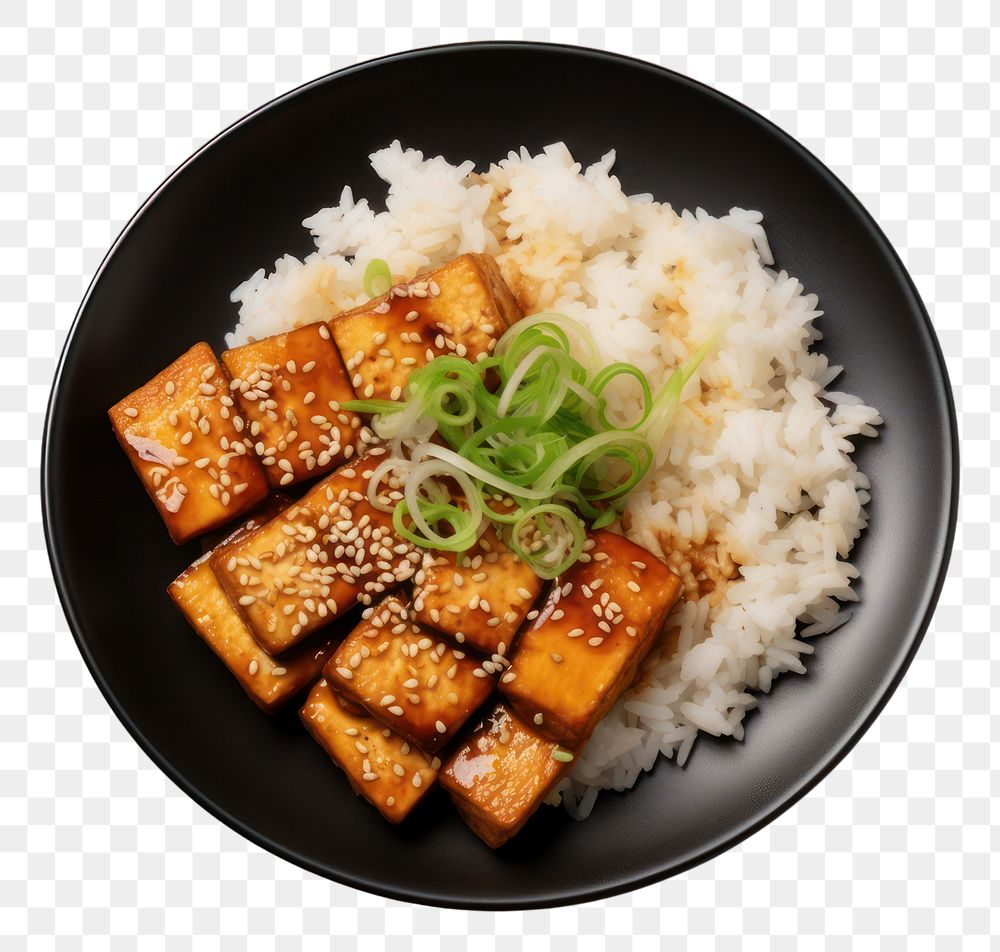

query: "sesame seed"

left=412, top=773, right=423, bottom=788
left=435, top=720, right=447, bottom=734
left=388, top=705, right=404, bottom=716
left=567, top=628, right=584, bottom=638
left=336, top=667, right=353, bottom=680
left=550, top=653, right=563, bottom=663
left=533, top=713, right=544, bottom=726
left=517, top=587, right=532, bottom=600
left=588, top=637, right=604, bottom=647
left=238, top=595, right=256, bottom=606
left=123, top=407, right=138, bottom=418
left=247, top=659, right=259, bottom=675
left=271, top=666, right=287, bottom=676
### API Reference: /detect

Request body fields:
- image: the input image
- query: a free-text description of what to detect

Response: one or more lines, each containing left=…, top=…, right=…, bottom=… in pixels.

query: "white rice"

left=227, top=141, right=881, bottom=819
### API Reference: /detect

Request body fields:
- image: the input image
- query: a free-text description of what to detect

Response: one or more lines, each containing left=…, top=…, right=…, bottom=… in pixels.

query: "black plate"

left=43, top=43, right=958, bottom=909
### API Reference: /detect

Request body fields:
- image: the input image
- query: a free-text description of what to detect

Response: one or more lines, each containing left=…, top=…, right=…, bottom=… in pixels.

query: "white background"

left=2, top=2, right=994, bottom=948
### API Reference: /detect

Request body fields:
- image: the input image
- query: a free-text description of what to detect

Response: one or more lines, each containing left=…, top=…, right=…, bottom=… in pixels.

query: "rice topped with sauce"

left=228, top=141, right=881, bottom=818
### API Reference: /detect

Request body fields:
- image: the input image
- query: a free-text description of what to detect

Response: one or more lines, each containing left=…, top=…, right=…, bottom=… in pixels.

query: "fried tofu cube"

left=500, top=530, right=683, bottom=748
left=412, top=522, right=546, bottom=656
left=301, top=678, right=437, bottom=823
left=198, top=492, right=291, bottom=552
left=440, top=703, right=574, bottom=848
left=168, top=510, right=336, bottom=712
left=221, top=323, right=362, bottom=488
left=330, top=253, right=522, bottom=401
left=209, top=452, right=419, bottom=654
left=108, top=342, right=269, bottom=543
left=324, top=595, right=495, bottom=752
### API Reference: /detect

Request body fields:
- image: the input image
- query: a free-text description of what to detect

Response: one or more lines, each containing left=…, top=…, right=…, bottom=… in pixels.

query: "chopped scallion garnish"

left=362, top=258, right=392, bottom=298
left=343, top=313, right=715, bottom=579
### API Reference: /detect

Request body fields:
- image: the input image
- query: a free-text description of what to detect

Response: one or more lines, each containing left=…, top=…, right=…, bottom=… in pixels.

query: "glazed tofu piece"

left=500, top=530, right=683, bottom=748
left=209, top=452, right=419, bottom=654
left=198, top=492, right=291, bottom=553
left=108, top=342, right=269, bottom=543
left=324, top=595, right=495, bottom=753
left=440, top=703, right=574, bottom=848
left=168, top=509, right=336, bottom=712
left=301, top=679, right=438, bottom=823
left=221, top=322, right=362, bottom=488
left=412, top=521, right=546, bottom=656
left=330, top=253, right=522, bottom=401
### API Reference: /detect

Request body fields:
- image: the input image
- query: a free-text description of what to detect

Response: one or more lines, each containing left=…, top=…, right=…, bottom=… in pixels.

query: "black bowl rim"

left=42, top=40, right=959, bottom=910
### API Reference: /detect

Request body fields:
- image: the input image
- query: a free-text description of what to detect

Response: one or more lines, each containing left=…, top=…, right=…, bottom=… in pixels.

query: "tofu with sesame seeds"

left=108, top=342, right=269, bottom=543
left=300, top=678, right=437, bottom=824
left=412, top=520, right=546, bottom=656
left=329, top=253, right=522, bottom=401
left=440, top=703, right=575, bottom=849
left=500, top=530, right=683, bottom=748
left=221, top=322, right=362, bottom=488
left=209, top=453, right=419, bottom=654
left=324, top=595, right=495, bottom=753
left=168, top=507, right=337, bottom=713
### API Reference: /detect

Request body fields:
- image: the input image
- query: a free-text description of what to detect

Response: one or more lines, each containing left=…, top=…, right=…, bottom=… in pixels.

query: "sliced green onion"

left=350, top=313, right=716, bottom=578
left=591, top=508, right=617, bottom=530
left=362, top=258, right=392, bottom=298
left=509, top=504, right=585, bottom=580
left=341, top=398, right=403, bottom=416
